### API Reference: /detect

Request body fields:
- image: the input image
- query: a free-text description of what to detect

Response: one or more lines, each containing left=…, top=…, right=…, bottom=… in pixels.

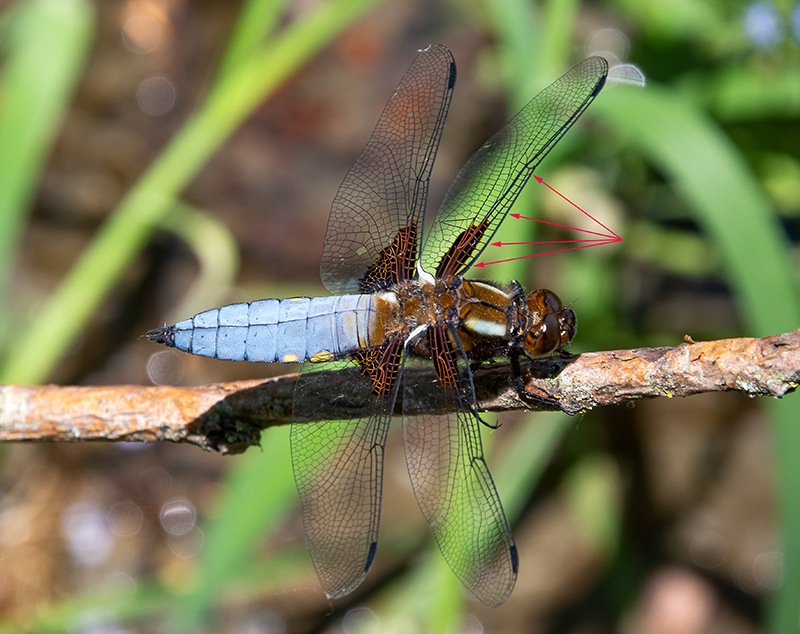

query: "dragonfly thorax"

left=373, top=277, right=573, bottom=362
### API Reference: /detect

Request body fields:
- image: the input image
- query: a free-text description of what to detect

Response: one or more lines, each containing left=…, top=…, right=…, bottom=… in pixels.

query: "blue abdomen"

left=161, top=295, right=376, bottom=362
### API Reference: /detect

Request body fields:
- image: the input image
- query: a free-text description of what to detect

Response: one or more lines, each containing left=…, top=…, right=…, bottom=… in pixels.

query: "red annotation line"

left=507, top=215, right=614, bottom=239
left=533, top=175, right=620, bottom=239
left=492, top=238, right=613, bottom=247
left=474, top=240, right=619, bottom=267
left=474, top=176, right=622, bottom=269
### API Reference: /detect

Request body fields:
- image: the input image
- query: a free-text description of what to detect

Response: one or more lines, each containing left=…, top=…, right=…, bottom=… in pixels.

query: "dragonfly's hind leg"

left=475, top=410, right=501, bottom=430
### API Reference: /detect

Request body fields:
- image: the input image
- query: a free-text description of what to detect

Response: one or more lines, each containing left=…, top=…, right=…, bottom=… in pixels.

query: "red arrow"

left=475, top=176, right=622, bottom=270
left=492, top=238, right=617, bottom=247
left=509, top=214, right=616, bottom=239
left=474, top=238, right=621, bottom=267
left=533, top=175, right=621, bottom=239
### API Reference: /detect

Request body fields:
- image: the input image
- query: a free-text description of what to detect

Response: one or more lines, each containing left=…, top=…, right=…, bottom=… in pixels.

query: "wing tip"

left=592, top=74, right=607, bottom=97
left=319, top=540, right=379, bottom=601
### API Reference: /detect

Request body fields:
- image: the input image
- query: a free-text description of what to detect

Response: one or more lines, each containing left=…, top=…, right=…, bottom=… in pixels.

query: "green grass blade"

left=212, top=0, right=288, bottom=88
left=493, top=413, right=573, bottom=519
left=158, top=203, right=240, bottom=321
left=0, top=0, right=93, bottom=344
left=769, top=400, right=800, bottom=634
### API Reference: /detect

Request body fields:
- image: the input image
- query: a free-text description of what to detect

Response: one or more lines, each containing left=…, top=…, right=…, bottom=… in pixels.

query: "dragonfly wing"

left=402, top=323, right=517, bottom=606
left=421, top=56, right=609, bottom=277
left=320, top=44, right=456, bottom=294
left=291, top=338, right=404, bottom=597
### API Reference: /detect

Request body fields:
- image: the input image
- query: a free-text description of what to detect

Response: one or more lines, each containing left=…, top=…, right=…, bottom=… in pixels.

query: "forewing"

left=421, top=56, right=609, bottom=277
left=402, top=323, right=517, bottom=606
left=320, top=44, right=456, bottom=294
left=290, top=338, right=404, bottom=598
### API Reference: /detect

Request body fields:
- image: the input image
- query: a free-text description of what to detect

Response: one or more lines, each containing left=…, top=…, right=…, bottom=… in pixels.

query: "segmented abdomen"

left=167, top=295, right=376, bottom=362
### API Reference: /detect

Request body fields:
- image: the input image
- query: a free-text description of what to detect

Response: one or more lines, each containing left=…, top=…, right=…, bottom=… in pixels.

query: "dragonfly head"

left=523, top=289, right=575, bottom=356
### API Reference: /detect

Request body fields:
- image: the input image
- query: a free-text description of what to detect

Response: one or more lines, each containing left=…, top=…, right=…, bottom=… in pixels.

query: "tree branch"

left=1, top=329, right=797, bottom=454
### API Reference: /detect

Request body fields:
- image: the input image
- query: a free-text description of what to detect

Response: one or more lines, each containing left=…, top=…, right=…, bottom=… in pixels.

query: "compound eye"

left=525, top=313, right=561, bottom=355
left=542, top=289, right=564, bottom=313
left=528, top=289, right=564, bottom=314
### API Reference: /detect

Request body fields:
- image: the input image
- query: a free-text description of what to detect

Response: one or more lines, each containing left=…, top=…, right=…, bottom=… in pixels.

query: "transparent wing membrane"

left=290, top=364, right=396, bottom=597
left=320, top=44, right=455, bottom=294
left=402, top=325, right=517, bottom=606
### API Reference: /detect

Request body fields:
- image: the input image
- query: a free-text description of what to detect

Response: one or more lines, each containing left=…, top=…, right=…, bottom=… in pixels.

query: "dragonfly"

left=147, top=44, right=608, bottom=607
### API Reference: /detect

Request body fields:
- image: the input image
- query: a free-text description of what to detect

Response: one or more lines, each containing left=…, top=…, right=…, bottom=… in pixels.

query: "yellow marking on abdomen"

left=310, top=350, right=334, bottom=363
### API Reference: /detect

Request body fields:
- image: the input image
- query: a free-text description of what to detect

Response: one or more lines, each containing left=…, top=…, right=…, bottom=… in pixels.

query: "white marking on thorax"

left=404, top=324, right=428, bottom=350
left=416, top=260, right=435, bottom=285
left=377, top=290, right=399, bottom=306
left=463, top=316, right=507, bottom=337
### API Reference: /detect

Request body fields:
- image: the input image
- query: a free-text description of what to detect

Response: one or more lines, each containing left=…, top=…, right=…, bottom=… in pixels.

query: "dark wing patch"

left=434, top=218, right=491, bottom=278
left=358, top=223, right=418, bottom=293
left=353, top=336, right=406, bottom=398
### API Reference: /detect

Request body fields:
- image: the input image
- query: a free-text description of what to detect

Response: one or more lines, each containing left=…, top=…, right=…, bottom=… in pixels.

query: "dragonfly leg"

left=476, top=410, right=501, bottom=430
left=459, top=376, right=501, bottom=429
left=509, top=351, right=562, bottom=409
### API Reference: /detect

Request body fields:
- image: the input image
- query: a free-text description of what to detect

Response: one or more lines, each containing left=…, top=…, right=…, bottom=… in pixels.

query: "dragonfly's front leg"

left=509, top=350, right=563, bottom=409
